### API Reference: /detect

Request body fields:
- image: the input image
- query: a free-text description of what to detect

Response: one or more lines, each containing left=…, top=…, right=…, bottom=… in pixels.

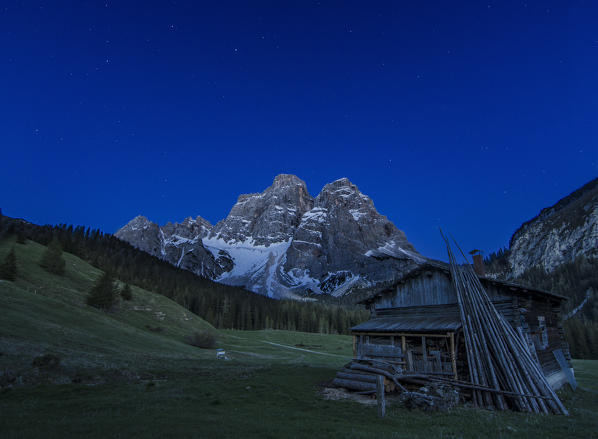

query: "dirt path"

left=261, top=341, right=348, bottom=358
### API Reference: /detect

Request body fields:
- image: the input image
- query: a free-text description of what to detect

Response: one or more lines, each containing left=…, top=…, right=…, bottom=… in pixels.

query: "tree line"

left=0, top=212, right=369, bottom=334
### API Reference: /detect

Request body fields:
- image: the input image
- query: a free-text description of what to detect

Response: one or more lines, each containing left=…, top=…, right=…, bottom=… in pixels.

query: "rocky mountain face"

left=508, top=177, right=598, bottom=277
left=116, top=174, right=422, bottom=298
left=114, top=215, right=233, bottom=279
left=282, top=178, right=421, bottom=295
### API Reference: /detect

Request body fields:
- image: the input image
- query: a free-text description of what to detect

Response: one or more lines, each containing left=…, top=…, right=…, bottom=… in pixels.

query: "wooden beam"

left=450, top=332, right=458, bottom=380
left=359, top=335, right=364, bottom=358
left=351, top=331, right=451, bottom=338
left=377, top=375, right=386, bottom=418
left=352, top=335, right=356, bottom=358
left=422, top=336, right=428, bottom=373
left=401, top=335, right=406, bottom=358
left=332, top=378, right=376, bottom=392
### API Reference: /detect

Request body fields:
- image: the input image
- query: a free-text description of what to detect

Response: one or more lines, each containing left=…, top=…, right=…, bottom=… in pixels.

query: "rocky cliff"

left=116, top=174, right=422, bottom=298
left=508, top=177, right=598, bottom=277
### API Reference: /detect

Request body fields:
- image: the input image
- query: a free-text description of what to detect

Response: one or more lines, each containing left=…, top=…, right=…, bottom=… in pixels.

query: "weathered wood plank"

left=352, top=331, right=451, bottom=338
left=450, top=332, right=458, bottom=379
left=336, top=372, right=378, bottom=383
left=377, top=375, right=386, bottom=418
left=332, top=378, right=376, bottom=392
left=361, top=343, right=403, bottom=358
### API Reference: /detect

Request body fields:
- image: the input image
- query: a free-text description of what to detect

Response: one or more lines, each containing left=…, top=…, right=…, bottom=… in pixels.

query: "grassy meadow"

left=1, top=238, right=597, bottom=438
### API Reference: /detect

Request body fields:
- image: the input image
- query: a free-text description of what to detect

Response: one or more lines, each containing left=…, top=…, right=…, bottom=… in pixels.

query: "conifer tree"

left=0, top=247, right=17, bottom=281
left=86, top=271, right=118, bottom=311
left=15, top=223, right=26, bottom=244
left=121, top=283, right=133, bottom=301
left=39, top=237, right=66, bottom=275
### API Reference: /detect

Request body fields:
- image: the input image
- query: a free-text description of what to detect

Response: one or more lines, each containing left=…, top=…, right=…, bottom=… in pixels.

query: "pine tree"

left=0, top=247, right=17, bottom=281
left=86, top=271, right=118, bottom=311
left=121, top=283, right=133, bottom=301
left=39, top=238, right=66, bottom=275
left=15, top=223, right=26, bottom=244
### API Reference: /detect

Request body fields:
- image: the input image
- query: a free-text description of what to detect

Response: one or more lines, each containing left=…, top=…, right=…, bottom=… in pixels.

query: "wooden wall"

left=516, top=295, right=571, bottom=378
left=372, top=270, right=511, bottom=310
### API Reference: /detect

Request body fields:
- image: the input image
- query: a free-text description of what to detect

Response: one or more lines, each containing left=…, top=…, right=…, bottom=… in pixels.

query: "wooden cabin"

left=352, top=261, right=574, bottom=390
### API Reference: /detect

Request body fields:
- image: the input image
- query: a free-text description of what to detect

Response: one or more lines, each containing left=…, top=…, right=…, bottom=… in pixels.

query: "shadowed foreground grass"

left=1, top=360, right=597, bottom=439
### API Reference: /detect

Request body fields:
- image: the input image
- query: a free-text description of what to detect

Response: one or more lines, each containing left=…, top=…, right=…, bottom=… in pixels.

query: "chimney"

left=469, top=249, right=486, bottom=277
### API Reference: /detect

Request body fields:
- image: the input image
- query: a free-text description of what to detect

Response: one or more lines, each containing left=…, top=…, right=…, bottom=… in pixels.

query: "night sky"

left=1, top=1, right=597, bottom=260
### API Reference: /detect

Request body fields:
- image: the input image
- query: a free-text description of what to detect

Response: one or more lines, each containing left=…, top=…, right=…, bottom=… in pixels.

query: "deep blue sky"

left=1, top=1, right=596, bottom=260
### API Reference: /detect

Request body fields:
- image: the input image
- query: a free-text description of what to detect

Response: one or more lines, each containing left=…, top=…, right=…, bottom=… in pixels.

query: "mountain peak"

left=320, top=177, right=359, bottom=193
left=210, top=174, right=314, bottom=246
left=316, top=177, right=372, bottom=207
left=131, top=214, right=150, bottom=223
left=272, top=174, right=307, bottom=189
left=333, top=177, right=353, bottom=186
left=117, top=174, right=419, bottom=298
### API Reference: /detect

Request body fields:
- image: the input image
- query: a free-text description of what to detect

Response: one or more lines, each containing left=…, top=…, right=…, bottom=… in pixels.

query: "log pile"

left=332, top=359, right=404, bottom=394
left=441, top=232, right=568, bottom=415
left=332, top=360, right=462, bottom=410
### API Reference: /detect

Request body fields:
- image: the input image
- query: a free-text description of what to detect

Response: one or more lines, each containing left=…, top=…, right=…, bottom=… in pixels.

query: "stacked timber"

left=441, top=232, right=568, bottom=415
left=332, top=359, right=404, bottom=394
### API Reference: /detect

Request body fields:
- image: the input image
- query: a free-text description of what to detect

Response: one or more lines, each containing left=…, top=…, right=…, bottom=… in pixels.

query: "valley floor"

left=1, top=337, right=597, bottom=439
left=1, top=239, right=597, bottom=438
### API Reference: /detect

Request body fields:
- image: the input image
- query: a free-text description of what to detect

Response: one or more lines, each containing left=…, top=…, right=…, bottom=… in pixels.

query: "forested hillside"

left=0, top=213, right=368, bottom=335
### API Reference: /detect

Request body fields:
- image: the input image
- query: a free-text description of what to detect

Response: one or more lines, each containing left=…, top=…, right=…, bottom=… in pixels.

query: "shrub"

left=0, top=247, right=17, bottom=281
left=39, top=237, right=66, bottom=275
left=87, top=271, right=118, bottom=311
left=121, top=283, right=133, bottom=300
left=145, top=325, right=163, bottom=332
left=32, top=353, right=61, bottom=370
left=185, top=331, right=217, bottom=349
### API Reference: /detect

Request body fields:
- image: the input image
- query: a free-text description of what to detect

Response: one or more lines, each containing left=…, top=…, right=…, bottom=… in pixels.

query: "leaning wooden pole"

left=441, top=231, right=568, bottom=415
left=452, top=237, right=568, bottom=415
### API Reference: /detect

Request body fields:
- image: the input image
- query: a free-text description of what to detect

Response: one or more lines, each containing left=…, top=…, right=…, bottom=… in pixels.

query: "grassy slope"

left=1, top=238, right=598, bottom=438
left=0, top=238, right=216, bottom=371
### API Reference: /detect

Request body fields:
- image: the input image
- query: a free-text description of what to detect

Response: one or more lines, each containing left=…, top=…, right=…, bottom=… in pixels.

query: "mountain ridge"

left=116, top=174, right=421, bottom=298
left=508, top=177, right=598, bottom=277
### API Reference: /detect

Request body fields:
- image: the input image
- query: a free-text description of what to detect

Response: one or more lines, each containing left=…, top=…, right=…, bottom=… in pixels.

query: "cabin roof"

left=351, top=303, right=462, bottom=333
left=359, top=259, right=568, bottom=306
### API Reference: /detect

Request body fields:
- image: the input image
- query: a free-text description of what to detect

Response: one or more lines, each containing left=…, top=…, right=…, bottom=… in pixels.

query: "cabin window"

left=537, top=316, right=548, bottom=350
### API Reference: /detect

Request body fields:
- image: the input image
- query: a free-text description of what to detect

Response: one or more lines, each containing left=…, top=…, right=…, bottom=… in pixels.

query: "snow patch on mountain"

left=365, top=240, right=426, bottom=263
left=301, top=207, right=328, bottom=223
left=202, top=236, right=292, bottom=294
left=349, top=209, right=367, bottom=221
left=284, top=267, right=323, bottom=293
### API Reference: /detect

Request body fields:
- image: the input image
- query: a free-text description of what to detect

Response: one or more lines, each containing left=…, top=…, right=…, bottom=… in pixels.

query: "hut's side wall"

left=517, top=295, right=572, bottom=390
